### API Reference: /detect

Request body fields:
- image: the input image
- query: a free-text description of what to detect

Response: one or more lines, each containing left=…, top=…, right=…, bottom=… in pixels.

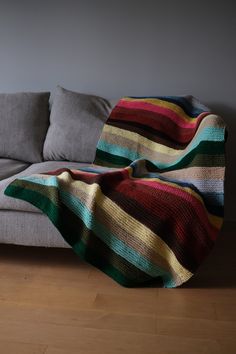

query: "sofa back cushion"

left=0, top=91, right=50, bottom=163
left=43, top=86, right=112, bottom=163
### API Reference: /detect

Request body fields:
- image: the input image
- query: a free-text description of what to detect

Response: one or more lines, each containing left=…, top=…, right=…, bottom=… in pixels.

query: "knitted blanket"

left=4, top=96, right=226, bottom=288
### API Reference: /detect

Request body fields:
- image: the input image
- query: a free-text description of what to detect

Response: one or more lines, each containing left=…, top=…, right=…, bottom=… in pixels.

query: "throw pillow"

left=43, top=86, right=112, bottom=162
left=0, top=91, right=50, bottom=163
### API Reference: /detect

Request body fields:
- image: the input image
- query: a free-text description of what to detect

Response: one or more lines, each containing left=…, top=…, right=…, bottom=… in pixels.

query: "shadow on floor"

left=183, top=221, right=236, bottom=289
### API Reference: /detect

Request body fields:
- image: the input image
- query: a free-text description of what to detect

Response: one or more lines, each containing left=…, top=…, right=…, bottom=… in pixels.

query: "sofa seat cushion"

left=0, top=158, right=30, bottom=181
left=0, top=161, right=90, bottom=213
left=0, top=210, right=69, bottom=248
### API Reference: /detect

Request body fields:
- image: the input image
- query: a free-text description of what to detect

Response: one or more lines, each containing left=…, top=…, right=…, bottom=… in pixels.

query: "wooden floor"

left=0, top=222, right=235, bottom=354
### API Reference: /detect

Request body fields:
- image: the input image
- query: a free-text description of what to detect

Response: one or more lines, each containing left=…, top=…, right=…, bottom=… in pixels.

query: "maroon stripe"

left=97, top=173, right=213, bottom=271
left=48, top=168, right=213, bottom=271
left=112, top=106, right=197, bottom=131
left=107, top=120, right=187, bottom=149
left=111, top=106, right=202, bottom=141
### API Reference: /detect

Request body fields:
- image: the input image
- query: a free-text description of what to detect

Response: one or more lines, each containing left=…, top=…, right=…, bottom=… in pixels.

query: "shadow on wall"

left=209, top=103, right=236, bottom=126
left=207, top=103, right=236, bottom=222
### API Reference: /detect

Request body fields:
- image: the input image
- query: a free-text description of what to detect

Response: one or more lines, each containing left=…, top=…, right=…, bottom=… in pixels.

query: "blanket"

left=4, top=96, right=226, bottom=288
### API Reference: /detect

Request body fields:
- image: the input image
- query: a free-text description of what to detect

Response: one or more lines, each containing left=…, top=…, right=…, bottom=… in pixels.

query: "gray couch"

left=0, top=86, right=115, bottom=248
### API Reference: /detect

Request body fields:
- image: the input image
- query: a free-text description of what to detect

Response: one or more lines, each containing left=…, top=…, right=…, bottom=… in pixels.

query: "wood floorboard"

left=0, top=221, right=235, bottom=353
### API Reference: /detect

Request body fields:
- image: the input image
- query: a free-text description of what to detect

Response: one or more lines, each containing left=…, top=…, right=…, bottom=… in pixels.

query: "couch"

left=2, top=91, right=226, bottom=287
left=0, top=86, right=115, bottom=248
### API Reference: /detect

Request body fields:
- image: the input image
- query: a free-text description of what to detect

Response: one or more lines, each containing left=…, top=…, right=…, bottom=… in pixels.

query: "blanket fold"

left=4, top=96, right=226, bottom=288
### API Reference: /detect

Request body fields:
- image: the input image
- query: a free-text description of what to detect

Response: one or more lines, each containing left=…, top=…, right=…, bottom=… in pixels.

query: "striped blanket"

left=4, top=96, right=226, bottom=288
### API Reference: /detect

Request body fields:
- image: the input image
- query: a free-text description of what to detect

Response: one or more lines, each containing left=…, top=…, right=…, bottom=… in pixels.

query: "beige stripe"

left=23, top=175, right=176, bottom=276
left=102, top=114, right=224, bottom=163
left=161, top=166, right=225, bottom=180
left=57, top=172, right=193, bottom=283
left=58, top=176, right=181, bottom=282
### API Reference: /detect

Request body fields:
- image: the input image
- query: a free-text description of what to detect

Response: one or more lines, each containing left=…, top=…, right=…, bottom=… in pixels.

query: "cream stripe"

left=57, top=172, right=193, bottom=282
left=38, top=163, right=223, bottom=229
left=102, top=114, right=223, bottom=158
left=161, top=166, right=225, bottom=180
left=102, top=127, right=179, bottom=157
left=57, top=176, right=182, bottom=283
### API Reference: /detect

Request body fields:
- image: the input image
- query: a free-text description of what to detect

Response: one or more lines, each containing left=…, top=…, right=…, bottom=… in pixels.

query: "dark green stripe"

left=162, top=141, right=225, bottom=172
left=5, top=184, right=60, bottom=224
left=95, top=140, right=225, bottom=171
left=95, top=149, right=131, bottom=167
left=74, top=239, right=141, bottom=287
left=5, top=184, right=153, bottom=286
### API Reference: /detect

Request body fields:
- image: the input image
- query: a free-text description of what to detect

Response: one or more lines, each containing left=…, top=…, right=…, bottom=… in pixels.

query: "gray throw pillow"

left=0, top=91, right=50, bottom=163
left=43, top=86, right=112, bottom=162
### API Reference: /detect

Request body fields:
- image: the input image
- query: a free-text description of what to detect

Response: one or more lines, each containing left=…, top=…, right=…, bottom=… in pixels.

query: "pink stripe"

left=118, top=99, right=205, bottom=129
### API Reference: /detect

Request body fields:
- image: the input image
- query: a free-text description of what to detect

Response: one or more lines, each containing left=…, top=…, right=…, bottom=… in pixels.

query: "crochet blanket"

left=4, top=96, right=226, bottom=288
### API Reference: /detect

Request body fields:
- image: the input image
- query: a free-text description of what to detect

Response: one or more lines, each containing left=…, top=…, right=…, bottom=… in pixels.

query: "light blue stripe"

left=59, top=190, right=170, bottom=279
left=177, top=179, right=224, bottom=193
left=17, top=175, right=173, bottom=281
left=20, top=175, right=59, bottom=187
left=20, top=171, right=224, bottom=207
left=98, top=140, right=140, bottom=161
left=78, top=166, right=117, bottom=174
left=98, top=126, right=225, bottom=169
left=18, top=175, right=171, bottom=278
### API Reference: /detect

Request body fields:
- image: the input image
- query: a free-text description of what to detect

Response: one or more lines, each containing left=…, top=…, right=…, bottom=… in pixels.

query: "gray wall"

left=0, top=0, right=235, bottom=220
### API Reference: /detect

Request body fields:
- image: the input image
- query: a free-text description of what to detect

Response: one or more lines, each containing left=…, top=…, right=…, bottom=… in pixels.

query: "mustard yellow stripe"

left=103, top=124, right=181, bottom=156
left=57, top=172, right=193, bottom=282
left=123, top=97, right=198, bottom=123
left=56, top=173, right=182, bottom=283
left=39, top=163, right=222, bottom=230
left=103, top=114, right=219, bottom=158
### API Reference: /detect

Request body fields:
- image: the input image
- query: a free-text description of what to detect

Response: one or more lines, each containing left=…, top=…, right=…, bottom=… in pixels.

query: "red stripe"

left=108, top=171, right=218, bottom=242
left=73, top=166, right=217, bottom=246
left=41, top=167, right=215, bottom=267
left=111, top=108, right=202, bottom=143
left=135, top=179, right=218, bottom=237
left=102, top=173, right=215, bottom=265
left=45, top=168, right=218, bottom=243
left=117, top=99, right=205, bottom=128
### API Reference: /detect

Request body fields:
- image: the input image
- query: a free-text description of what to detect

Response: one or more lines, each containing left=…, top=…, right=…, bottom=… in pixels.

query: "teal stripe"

left=5, top=184, right=137, bottom=287
left=19, top=175, right=59, bottom=187
left=98, top=133, right=225, bottom=170
left=20, top=174, right=225, bottom=205
left=97, top=140, right=140, bottom=161
left=60, top=189, right=172, bottom=280
left=21, top=165, right=224, bottom=206
left=14, top=174, right=173, bottom=281
left=98, top=126, right=225, bottom=161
